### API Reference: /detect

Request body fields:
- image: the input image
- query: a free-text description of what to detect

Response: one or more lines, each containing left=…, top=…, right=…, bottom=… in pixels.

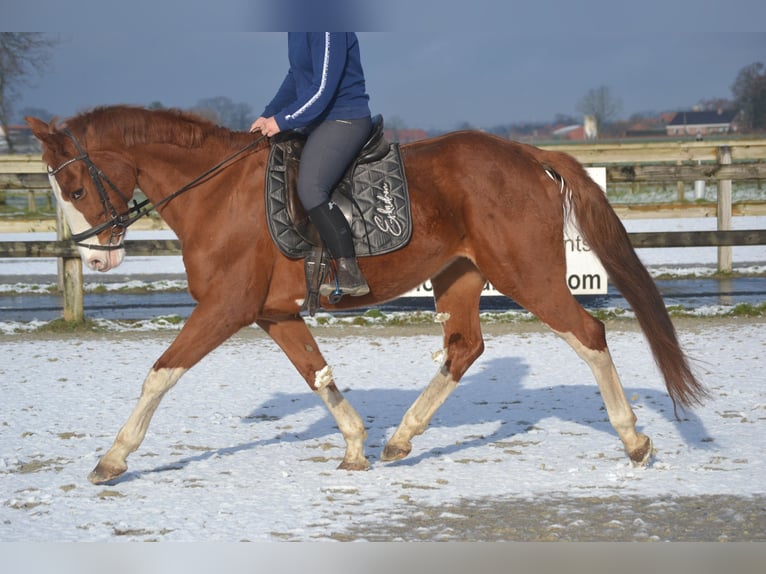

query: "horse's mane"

left=60, top=105, right=244, bottom=149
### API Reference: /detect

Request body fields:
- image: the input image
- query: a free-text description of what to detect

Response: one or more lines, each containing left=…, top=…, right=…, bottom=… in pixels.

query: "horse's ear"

left=25, top=116, right=66, bottom=155
left=26, top=116, right=49, bottom=136
left=26, top=116, right=55, bottom=141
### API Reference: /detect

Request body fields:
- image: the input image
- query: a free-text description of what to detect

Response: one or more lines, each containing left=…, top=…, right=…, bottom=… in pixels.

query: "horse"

left=26, top=106, right=707, bottom=485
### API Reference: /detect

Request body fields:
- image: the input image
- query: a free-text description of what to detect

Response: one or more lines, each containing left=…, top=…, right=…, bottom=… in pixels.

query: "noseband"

left=48, top=129, right=267, bottom=251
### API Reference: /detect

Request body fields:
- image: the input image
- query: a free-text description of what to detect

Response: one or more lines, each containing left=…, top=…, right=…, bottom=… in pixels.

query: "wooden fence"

left=1, top=138, right=766, bottom=322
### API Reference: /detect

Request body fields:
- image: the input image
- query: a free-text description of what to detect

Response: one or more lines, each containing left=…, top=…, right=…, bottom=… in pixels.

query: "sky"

left=3, top=2, right=766, bottom=130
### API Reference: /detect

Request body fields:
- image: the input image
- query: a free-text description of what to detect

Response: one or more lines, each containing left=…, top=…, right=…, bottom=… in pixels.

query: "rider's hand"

left=250, top=116, right=280, bottom=137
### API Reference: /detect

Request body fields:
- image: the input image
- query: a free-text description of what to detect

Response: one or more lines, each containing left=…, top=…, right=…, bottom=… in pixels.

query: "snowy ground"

left=0, top=216, right=764, bottom=542
left=0, top=321, right=765, bottom=542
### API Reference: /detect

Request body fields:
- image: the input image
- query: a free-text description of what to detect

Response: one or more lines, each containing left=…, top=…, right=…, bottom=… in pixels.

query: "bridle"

left=48, top=128, right=267, bottom=251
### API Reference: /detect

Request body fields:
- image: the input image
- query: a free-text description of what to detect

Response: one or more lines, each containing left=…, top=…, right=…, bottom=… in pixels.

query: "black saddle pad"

left=265, top=143, right=412, bottom=259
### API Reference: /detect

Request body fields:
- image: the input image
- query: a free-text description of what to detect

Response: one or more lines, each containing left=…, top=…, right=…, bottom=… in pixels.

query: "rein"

left=49, top=129, right=267, bottom=250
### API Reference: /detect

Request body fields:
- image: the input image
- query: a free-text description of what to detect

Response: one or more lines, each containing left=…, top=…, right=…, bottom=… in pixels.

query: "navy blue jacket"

left=262, top=32, right=371, bottom=132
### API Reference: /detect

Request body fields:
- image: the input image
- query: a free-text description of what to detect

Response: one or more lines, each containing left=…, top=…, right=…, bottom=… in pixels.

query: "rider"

left=251, top=32, right=372, bottom=298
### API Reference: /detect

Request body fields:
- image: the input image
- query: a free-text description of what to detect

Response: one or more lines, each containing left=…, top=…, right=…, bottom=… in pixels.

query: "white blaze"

left=48, top=171, right=126, bottom=272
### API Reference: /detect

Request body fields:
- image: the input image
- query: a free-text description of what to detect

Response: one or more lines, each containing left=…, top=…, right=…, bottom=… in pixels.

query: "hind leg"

left=481, top=243, right=652, bottom=465
left=519, top=287, right=652, bottom=465
left=553, top=326, right=652, bottom=465
left=382, top=259, right=486, bottom=462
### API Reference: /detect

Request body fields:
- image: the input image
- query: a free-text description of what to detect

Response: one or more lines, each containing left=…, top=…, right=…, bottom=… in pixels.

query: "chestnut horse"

left=27, top=106, right=706, bottom=484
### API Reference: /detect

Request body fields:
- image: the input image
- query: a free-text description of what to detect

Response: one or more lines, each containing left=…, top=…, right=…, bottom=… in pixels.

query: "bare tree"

left=0, top=33, right=58, bottom=152
left=385, top=115, right=407, bottom=142
left=576, top=86, right=622, bottom=135
left=193, top=96, right=254, bottom=131
left=16, top=105, right=54, bottom=122
left=696, top=97, right=734, bottom=112
left=731, top=62, right=766, bottom=132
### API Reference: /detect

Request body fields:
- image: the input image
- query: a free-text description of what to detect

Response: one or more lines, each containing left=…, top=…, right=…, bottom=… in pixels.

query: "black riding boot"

left=307, top=201, right=370, bottom=297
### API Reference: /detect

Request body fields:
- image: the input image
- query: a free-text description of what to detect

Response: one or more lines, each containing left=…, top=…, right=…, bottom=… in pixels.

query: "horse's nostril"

left=88, top=257, right=105, bottom=271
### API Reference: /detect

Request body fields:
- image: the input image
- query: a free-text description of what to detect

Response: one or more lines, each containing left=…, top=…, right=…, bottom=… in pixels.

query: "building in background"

left=666, top=109, right=739, bottom=138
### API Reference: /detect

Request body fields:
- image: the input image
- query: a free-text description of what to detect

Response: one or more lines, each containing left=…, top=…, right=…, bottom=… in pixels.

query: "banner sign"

left=402, top=167, right=608, bottom=297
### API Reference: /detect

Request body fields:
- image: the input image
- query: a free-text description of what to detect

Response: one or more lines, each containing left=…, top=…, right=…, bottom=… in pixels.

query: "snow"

left=1, top=323, right=765, bottom=542
left=0, top=217, right=765, bottom=542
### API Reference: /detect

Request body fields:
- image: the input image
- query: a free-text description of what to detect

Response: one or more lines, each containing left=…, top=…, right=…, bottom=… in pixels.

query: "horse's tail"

left=535, top=148, right=708, bottom=412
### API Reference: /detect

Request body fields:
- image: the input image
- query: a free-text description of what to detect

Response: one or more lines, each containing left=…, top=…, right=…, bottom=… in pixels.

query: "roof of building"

left=667, top=109, right=738, bottom=127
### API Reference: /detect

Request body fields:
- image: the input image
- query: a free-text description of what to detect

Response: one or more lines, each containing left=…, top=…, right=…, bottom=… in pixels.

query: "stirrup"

left=319, top=272, right=348, bottom=304
left=327, top=277, right=344, bottom=305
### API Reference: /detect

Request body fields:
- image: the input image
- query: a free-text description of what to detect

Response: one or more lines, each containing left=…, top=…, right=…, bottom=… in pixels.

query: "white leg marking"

left=315, top=384, right=368, bottom=469
left=313, top=364, right=334, bottom=390
left=400, top=365, right=457, bottom=437
left=383, top=364, right=458, bottom=461
left=554, top=330, right=649, bottom=457
left=97, top=367, right=187, bottom=470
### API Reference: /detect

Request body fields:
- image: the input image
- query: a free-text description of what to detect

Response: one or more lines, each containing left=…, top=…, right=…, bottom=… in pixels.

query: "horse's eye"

left=71, top=188, right=85, bottom=200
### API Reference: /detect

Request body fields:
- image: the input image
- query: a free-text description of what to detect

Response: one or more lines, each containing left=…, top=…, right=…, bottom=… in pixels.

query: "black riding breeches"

left=297, top=116, right=372, bottom=211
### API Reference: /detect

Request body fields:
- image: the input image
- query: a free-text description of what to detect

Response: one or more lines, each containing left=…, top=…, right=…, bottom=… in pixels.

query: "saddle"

left=264, top=115, right=411, bottom=314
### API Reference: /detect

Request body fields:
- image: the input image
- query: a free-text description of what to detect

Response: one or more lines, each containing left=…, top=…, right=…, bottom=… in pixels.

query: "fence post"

left=676, top=160, right=685, bottom=201
left=27, top=189, right=36, bottom=212
left=717, top=146, right=733, bottom=273
left=56, top=204, right=84, bottom=322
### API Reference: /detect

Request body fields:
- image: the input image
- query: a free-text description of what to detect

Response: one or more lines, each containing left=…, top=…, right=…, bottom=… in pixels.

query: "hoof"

left=88, top=460, right=128, bottom=484
left=381, top=443, right=412, bottom=462
left=337, top=458, right=370, bottom=471
left=628, top=436, right=654, bottom=467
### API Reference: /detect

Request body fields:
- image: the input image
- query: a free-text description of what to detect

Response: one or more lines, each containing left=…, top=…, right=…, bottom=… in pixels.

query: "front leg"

left=256, top=317, right=369, bottom=470
left=89, top=367, right=187, bottom=484
left=315, top=383, right=369, bottom=470
left=90, top=299, right=250, bottom=484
